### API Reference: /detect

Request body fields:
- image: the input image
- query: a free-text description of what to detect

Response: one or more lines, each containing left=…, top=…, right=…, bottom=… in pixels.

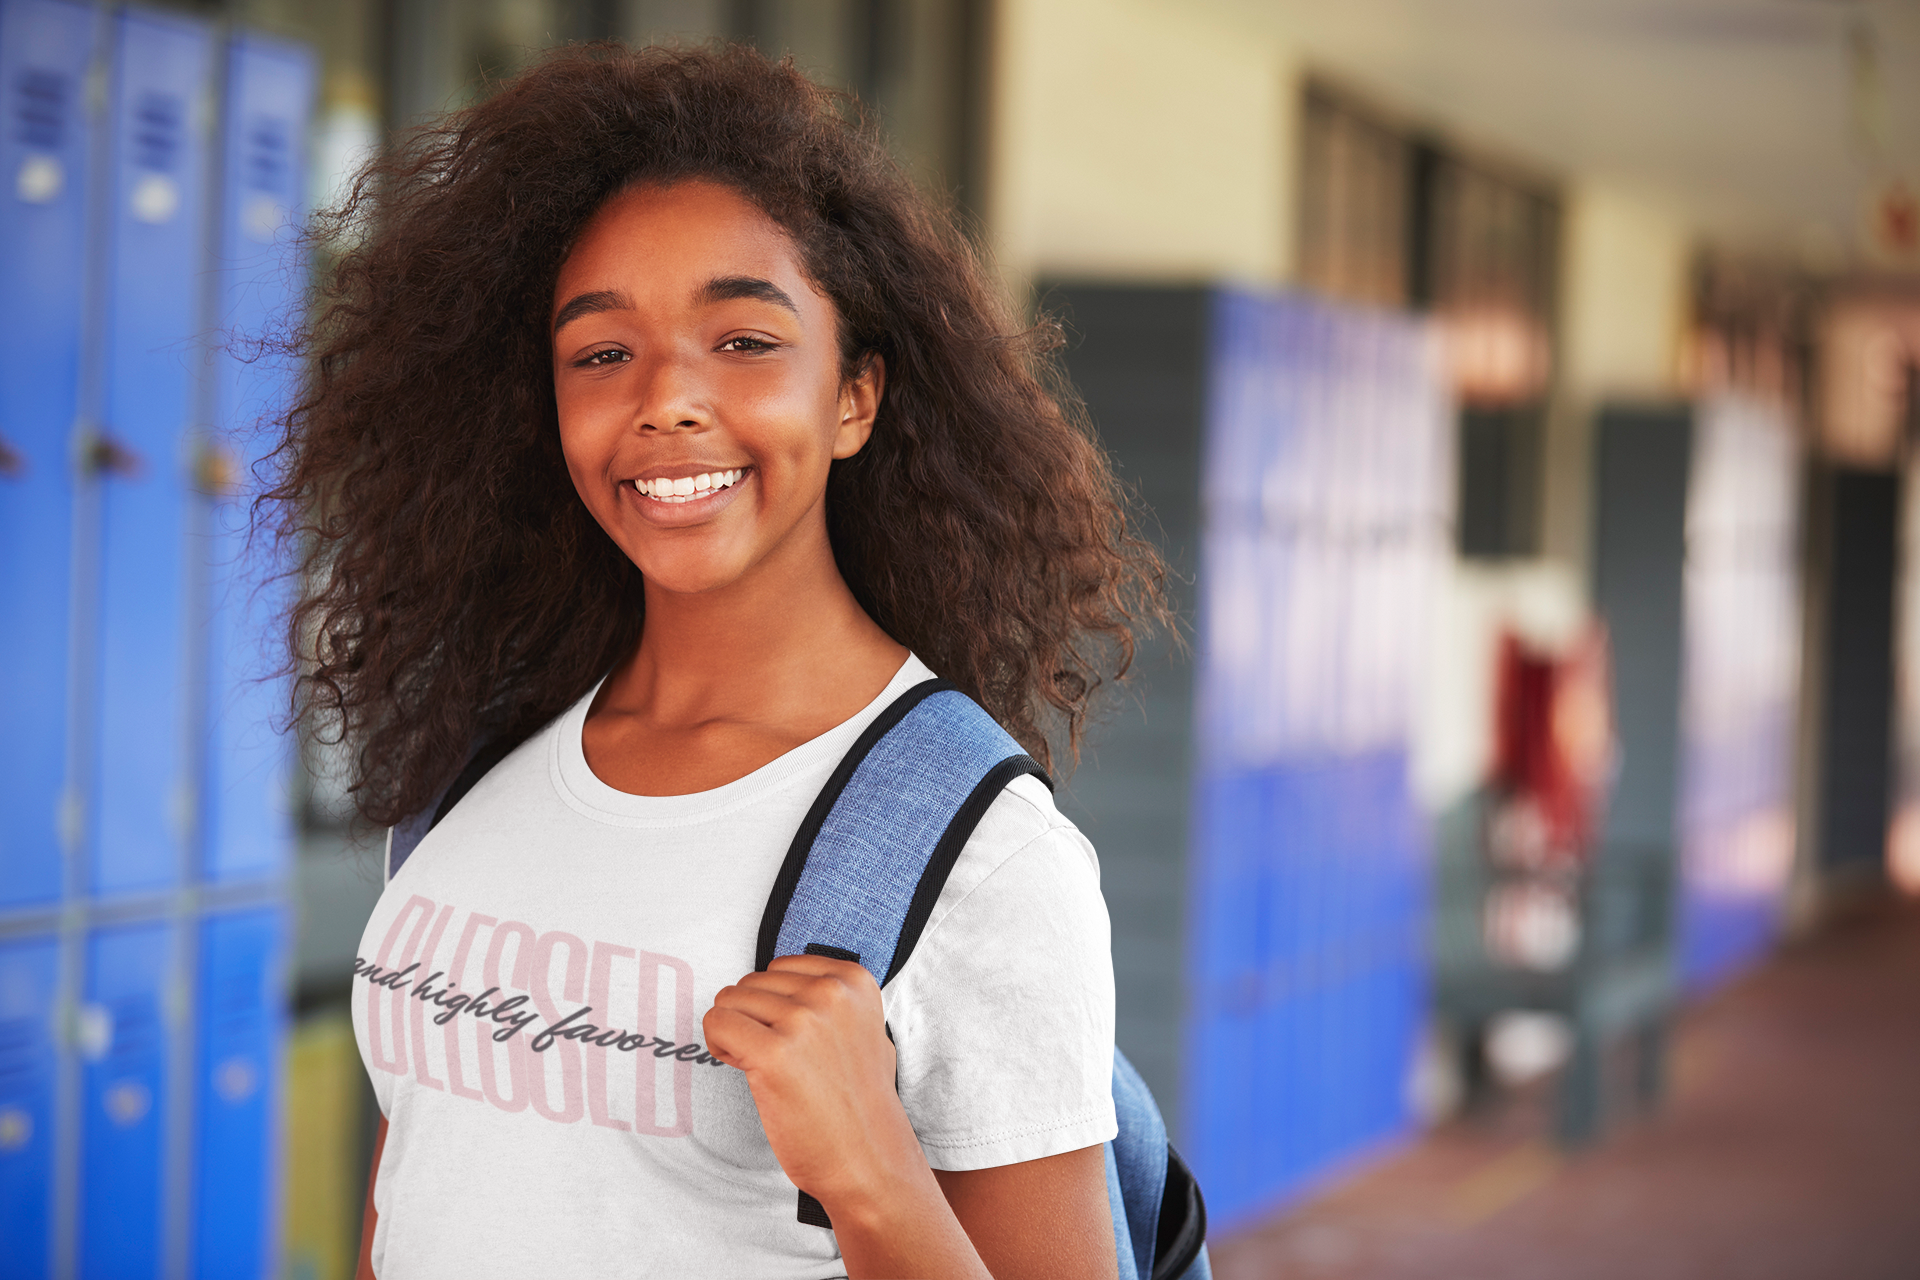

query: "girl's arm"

left=934, top=1147, right=1118, bottom=1278
left=355, top=1116, right=387, bottom=1280
left=705, top=954, right=1118, bottom=1280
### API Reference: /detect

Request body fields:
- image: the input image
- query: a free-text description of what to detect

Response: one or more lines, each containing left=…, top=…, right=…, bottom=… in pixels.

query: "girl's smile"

left=623, top=465, right=754, bottom=526
left=630, top=467, right=748, bottom=501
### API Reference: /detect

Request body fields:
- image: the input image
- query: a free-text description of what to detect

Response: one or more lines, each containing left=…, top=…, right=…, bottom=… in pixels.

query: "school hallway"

left=1210, top=897, right=1920, bottom=1280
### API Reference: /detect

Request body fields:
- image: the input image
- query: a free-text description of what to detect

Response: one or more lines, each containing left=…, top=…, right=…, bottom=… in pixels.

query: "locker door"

left=92, top=8, right=213, bottom=897
left=201, top=33, right=313, bottom=885
left=190, top=907, right=287, bottom=1279
left=77, top=921, right=175, bottom=1280
left=1184, top=290, right=1444, bottom=1226
left=0, top=0, right=96, bottom=911
left=0, top=934, right=62, bottom=1280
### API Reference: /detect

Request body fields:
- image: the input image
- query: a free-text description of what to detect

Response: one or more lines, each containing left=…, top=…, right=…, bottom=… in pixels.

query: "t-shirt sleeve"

left=883, top=782, right=1118, bottom=1171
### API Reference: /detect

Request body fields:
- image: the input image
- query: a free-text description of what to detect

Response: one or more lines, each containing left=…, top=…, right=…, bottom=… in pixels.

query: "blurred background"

left=2, top=0, right=1918, bottom=1277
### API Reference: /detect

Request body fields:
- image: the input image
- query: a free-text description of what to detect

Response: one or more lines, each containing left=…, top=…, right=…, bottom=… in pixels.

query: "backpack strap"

left=755, top=678, right=1049, bottom=988
left=758, top=677, right=1048, bottom=1233
left=764, top=678, right=1209, bottom=1277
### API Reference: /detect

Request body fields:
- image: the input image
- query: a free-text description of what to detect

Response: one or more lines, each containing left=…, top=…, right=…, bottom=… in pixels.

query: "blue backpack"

left=398, top=677, right=1209, bottom=1280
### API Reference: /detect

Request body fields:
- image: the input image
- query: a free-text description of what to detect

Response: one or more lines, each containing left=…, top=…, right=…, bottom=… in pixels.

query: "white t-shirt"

left=351, top=655, right=1117, bottom=1279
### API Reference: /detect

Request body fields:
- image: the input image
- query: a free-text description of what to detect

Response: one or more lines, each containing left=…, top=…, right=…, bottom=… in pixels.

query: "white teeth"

left=633, top=469, right=746, bottom=503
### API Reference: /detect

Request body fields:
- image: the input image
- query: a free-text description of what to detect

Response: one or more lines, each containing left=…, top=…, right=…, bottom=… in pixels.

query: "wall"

left=988, top=0, right=1297, bottom=288
left=1042, top=286, right=1210, bottom=1126
left=1541, top=181, right=1693, bottom=575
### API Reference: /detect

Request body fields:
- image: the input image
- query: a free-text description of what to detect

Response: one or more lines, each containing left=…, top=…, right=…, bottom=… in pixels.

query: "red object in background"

left=1873, top=178, right=1918, bottom=259
left=1491, top=626, right=1614, bottom=868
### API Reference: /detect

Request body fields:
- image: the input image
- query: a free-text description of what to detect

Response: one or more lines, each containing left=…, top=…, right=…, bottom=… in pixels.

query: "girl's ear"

left=833, top=354, right=886, bottom=460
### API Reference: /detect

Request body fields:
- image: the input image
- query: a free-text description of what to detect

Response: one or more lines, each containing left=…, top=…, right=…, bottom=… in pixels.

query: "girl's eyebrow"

left=697, top=275, right=800, bottom=316
left=553, top=289, right=634, bottom=333
left=552, top=277, right=799, bottom=335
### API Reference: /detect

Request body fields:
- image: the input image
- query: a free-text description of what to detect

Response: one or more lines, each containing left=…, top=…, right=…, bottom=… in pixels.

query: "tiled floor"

left=1210, top=896, right=1920, bottom=1280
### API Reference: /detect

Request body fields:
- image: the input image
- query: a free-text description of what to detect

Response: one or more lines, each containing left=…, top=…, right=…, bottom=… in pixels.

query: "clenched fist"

left=703, top=954, right=929, bottom=1217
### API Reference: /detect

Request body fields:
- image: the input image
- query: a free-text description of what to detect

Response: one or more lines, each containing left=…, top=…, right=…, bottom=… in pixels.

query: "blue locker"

left=92, top=9, right=214, bottom=897
left=78, top=921, right=173, bottom=1280
left=1183, top=291, right=1442, bottom=1228
left=1049, top=284, right=1442, bottom=1228
left=200, top=34, right=312, bottom=884
left=190, top=907, right=286, bottom=1278
left=0, top=934, right=61, bottom=1280
left=0, top=0, right=96, bottom=911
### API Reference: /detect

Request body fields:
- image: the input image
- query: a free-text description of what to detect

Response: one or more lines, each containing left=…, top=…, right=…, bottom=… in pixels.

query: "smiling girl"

left=274, top=43, right=1163, bottom=1280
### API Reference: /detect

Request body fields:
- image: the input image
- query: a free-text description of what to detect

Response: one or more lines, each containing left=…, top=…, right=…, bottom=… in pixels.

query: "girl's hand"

left=705, top=956, right=1116, bottom=1280
left=702, top=954, right=933, bottom=1215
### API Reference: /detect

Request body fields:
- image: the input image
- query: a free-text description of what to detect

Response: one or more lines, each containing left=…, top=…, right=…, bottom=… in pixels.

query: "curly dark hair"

left=269, top=42, right=1166, bottom=827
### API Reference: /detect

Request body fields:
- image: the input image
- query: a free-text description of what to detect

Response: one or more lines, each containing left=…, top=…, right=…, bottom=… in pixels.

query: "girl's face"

left=551, top=179, right=880, bottom=599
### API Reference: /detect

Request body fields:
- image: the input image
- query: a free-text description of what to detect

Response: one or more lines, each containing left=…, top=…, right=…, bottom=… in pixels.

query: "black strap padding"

left=880, top=753, right=1049, bottom=985
left=1150, top=1142, right=1207, bottom=1280
left=795, top=1190, right=832, bottom=1228
left=754, top=678, right=956, bottom=972
left=428, top=735, right=524, bottom=832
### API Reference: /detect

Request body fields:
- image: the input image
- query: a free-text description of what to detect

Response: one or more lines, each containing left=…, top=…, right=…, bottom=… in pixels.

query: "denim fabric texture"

left=773, top=690, right=1022, bottom=986
left=1105, top=1141, right=1142, bottom=1280
left=387, top=802, right=435, bottom=880
left=1113, top=1047, right=1167, bottom=1277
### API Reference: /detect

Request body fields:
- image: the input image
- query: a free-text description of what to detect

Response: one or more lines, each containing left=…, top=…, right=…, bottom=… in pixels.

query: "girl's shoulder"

left=978, top=771, right=1093, bottom=852
left=924, top=772, right=1102, bottom=929
left=884, top=771, right=1116, bottom=1167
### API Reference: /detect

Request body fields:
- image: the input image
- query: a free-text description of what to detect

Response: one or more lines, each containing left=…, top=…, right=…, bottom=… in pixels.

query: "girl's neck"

left=594, top=522, right=907, bottom=746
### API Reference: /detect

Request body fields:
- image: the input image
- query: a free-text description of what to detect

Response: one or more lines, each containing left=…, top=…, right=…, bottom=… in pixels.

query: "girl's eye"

left=719, top=335, right=776, bottom=354
left=578, top=348, right=629, bottom=367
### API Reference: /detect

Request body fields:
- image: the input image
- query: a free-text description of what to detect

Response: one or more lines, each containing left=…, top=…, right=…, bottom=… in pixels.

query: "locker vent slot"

left=132, top=90, right=182, bottom=172
left=12, top=68, right=68, bottom=149
left=245, top=116, right=289, bottom=193
left=107, top=992, right=163, bottom=1060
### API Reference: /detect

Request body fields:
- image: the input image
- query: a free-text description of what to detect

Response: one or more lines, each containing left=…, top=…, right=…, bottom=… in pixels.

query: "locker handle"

left=193, top=441, right=238, bottom=495
left=80, top=430, right=144, bottom=479
left=0, top=433, right=21, bottom=478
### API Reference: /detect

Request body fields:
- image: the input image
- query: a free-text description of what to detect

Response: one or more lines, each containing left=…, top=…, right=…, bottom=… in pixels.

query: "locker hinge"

left=84, top=59, right=107, bottom=122
left=56, top=789, right=84, bottom=855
